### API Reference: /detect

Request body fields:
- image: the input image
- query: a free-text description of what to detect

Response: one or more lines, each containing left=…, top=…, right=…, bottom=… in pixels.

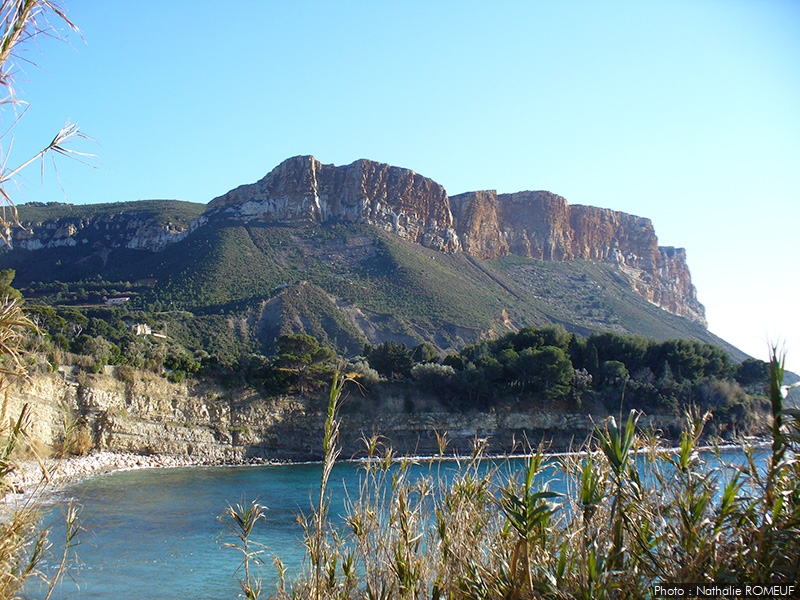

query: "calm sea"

left=29, top=449, right=759, bottom=599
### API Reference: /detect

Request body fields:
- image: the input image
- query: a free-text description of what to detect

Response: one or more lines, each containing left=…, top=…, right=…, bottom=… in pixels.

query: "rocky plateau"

left=9, top=155, right=705, bottom=325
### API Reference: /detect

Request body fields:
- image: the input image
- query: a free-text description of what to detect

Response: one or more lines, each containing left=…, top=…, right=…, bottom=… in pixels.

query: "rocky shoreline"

left=3, top=451, right=280, bottom=501
left=5, top=434, right=767, bottom=504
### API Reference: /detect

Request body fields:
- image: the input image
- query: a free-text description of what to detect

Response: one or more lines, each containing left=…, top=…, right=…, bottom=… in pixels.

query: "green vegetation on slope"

left=17, top=199, right=205, bottom=226
left=489, top=254, right=747, bottom=361
left=22, top=263, right=770, bottom=440
left=154, top=222, right=287, bottom=311
left=345, top=231, right=522, bottom=330
left=259, top=282, right=367, bottom=355
left=0, top=202, right=753, bottom=367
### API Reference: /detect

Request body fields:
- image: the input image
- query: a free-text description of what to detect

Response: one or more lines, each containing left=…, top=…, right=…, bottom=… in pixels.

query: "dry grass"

left=0, top=297, right=83, bottom=600
left=225, top=347, right=799, bottom=599
left=61, top=422, right=92, bottom=457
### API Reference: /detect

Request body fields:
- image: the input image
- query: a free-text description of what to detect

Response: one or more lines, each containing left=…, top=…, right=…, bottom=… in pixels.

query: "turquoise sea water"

left=30, top=449, right=760, bottom=599
left=35, top=463, right=339, bottom=599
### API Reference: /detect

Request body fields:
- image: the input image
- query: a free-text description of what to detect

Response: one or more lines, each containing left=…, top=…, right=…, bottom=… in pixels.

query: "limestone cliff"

left=7, top=201, right=206, bottom=252
left=655, top=247, right=703, bottom=321
left=206, top=155, right=461, bottom=252
left=6, top=156, right=706, bottom=326
left=449, top=191, right=705, bottom=325
left=7, top=369, right=681, bottom=462
left=209, top=157, right=705, bottom=325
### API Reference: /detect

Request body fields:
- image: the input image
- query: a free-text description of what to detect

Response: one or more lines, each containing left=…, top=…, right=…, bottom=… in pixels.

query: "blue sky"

left=6, top=0, right=800, bottom=372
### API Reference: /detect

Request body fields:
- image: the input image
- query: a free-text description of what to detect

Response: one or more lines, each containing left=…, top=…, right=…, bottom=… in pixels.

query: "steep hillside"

left=1, top=219, right=744, bottom=362
left=207, top=156, right=705, bottom=324
left=0, top=155, right=748, bottom=362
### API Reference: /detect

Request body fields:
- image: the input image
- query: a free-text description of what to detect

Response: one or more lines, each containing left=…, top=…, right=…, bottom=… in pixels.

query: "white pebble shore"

left=3, top=452, right=268, bottom=501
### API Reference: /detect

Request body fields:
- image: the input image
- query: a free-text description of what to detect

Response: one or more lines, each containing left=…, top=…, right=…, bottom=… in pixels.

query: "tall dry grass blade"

left=218, top=499, right=267, bottom=600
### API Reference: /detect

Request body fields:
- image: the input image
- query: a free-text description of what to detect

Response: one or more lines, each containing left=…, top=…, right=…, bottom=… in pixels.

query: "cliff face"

left=207, top=155, right=461, bottom=252
left=207, top=157, right=705, bottom=324
left=7, top=156, right=705, bottom=326
left=7, top=370, right=681, bottom=463
left=449, top=191, right=705, bottom=325
left=655, top=247, right=703, bottom=321
left=8, top=203, right=206, bottom=252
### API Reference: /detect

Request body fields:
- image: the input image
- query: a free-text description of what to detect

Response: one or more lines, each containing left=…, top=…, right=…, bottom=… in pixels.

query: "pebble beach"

left=3, top=451, right=271, bottom=501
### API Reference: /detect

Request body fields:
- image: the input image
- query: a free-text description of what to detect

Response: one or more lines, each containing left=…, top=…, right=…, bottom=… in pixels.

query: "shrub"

left=168, top=370, right=186, bottom=383
left=411, top=341, right=438, bottom=363
left=66, top=423, right=94, bottom=456
left=346, top=358, right=382, bottom=386
left=115, top=364, right=136, bottom=383
left=410, top=361, right=455, bottom=385
left=364, top=340, right=414, bottom=379
left=735, top=357, right=770, bottom=392
left=238, top=351, right=799, bottom=597
left=601, top=359, right=629, bottom=383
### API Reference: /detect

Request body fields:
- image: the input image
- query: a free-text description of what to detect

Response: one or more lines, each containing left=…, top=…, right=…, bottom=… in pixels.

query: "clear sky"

left=6, top=0, right=800, bottom=372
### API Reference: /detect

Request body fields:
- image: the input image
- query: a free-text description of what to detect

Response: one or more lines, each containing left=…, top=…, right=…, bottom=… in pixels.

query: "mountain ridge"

left=1, top=155, right=728, bottom=361
left=206, top=155, right=704, bottom=325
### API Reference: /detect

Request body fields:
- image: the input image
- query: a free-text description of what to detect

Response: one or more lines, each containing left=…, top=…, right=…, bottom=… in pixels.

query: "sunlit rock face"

left=206, top=155, right=461, bottom=252
left=8, top=154, right=704, bottom=325
left=446, top=190, right=706, bottom=326
left=8, top=213, right=205, bottom=252
left=449, top=189, right=509, bottom=259
left=6, top=156, right=692, bottom=324
left=654, top=246, right=704, bottom=323
left=209, top=156, right=706, bottom=325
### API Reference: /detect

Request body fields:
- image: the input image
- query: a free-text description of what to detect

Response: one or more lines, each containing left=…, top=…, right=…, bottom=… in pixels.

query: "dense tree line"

left=360, top=326, right=770, bottom=434
left=18, top=260, right=770, bottom=430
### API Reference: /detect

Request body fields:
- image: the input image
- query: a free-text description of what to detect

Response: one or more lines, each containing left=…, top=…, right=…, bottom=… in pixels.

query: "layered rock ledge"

left=207, top=156, right=705, bottom=325
left=6, top=156, right=706, bottom=325
left=4, top=369, right=684, bottom=494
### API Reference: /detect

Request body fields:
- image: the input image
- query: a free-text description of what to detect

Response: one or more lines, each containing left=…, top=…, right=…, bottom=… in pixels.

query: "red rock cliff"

left=207, top=155, right=460, bottom=252
left=450, top=190, right=706, bottom=325
left=207, top=156, right=706, bottom=326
